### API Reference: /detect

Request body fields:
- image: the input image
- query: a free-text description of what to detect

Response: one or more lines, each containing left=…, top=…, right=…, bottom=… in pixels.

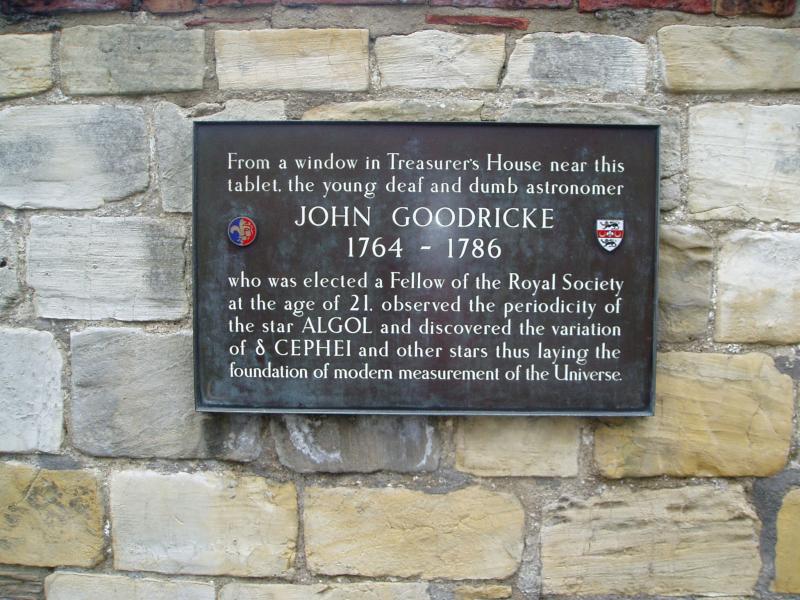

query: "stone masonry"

left=0, top=1, right=798, bottom=598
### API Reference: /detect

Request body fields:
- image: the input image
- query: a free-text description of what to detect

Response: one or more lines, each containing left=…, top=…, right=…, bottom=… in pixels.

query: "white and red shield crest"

left=596, top=219, right=624, bottom=252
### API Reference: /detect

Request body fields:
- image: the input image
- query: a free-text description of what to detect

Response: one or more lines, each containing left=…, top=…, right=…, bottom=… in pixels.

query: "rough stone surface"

left=688, top=104, right=800, bottom=223
left=580, top=0, right=712, bottom=10
left=157, top=101, right=286, bottom=213
left=503, top=33, right=648, bottom=95
left=774, top=488, right=800, bottom=593
left=2, top=0, right=133, bottom=12
left=376, top=30, right=505, bottom=90
left=0, top=219, right=20, bottom=311
left=0, top=463, right=104, bottom=568
left=432, top=0, right=569, bottom=5
left=27, top=217, right=187, bottom=321
left=715, top=231, right=800, bottom=344
left=60, top=25, right=205, bottom=95
left=71, top=328, right=260, bottom=460
left=541, top=485, right=761, bottom=595
left=272, top=416, right=438, bottom=473
left=659, top=26, right=800, bottom=92
left=454, top=585, right=513, bottom=600
left=595, top=352, right=793, bottom=477
left=142, top=0, right=198, bottom=11
left=304, top=486, right=524, bottom=579
left=500, top=101, right=680, bottom=206
left=155, top=103, right=194, bottom=214
left=425, top=14, right=529, bottom=29
left=111, top=470, right=297, bottom=576
left=220, top=583, right=429, bottom=600
left=216, top=29, right=369, bottom=91
left=0, top=565, right=48, bottom=600
left=0, top=328, right=62, bottom=454
left=303, top=99, right=484, bottom=121
left=202, top=99, right=287, bottom=121
left=46, top=573, right=215, bottom=600
left=455, top=417, right=580, bottom=477
left=715, top=0, right=795, bottom=14
left=0, top=34, right=52, bottom=98
left=0, top=105, right=148, bottom=210
left=657, top=225, right=713, bottom=342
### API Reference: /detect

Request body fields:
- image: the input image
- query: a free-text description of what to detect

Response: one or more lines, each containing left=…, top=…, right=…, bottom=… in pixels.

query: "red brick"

left=185, top=15, right=260, bottom=25
left=426, top=13, right=529, bottom=28
left=203, top=0, right=274, bottom=5
left=579, top=0, right=711, bottom=11
left=282, top=0, right=422, bottom=5
left=1, top=0, right=131, bottom=12
left=714, top=0, right=795, bottom=14
left=432, top=0, right=569, bottom=6
left=142, top=0, right=196, bottom=11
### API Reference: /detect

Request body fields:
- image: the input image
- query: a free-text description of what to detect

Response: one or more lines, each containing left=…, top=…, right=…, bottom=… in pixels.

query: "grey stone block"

left=272, top=415, right=439, bottom=473
left=71, top=328, right=261, bottom=460
left=0, top=105, right=148, bottom=210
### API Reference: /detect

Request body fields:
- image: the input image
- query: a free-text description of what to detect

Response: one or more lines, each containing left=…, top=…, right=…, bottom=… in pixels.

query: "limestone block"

left=0, top=328, right=62, bottom=453
left=156, top=101, right=286, bottom=213
left=688, top=104, right=800, bottom=222
left=774, top=488, right=800, bottom=593
left=595, top=352, right=793, bottom=477
left=0, top=463, right=104, bottom=568
left=46, top=572, right=215, bottom=600
left=27, top=217, right=187, bottom=321
left=220, top=583, right=429, bottom=600
left=541, top=485, right=761, bottom=595
left=0, top=34, right=52, bottom=98
left=272, top=416, right=438, bottom=473
left=455, top=585, right=513, bottom=600
left=503, top=33, right=648, bottom=95
left=61, top=25, right=205, bottom=94
left=659, top=174, right=681, bottom=211
left=111, top=470, right=297, bottom=576
left=303, top=99, right=484, bottom=121
left=216, top=29, right=368, bottom=91
left=657, top=225, right=712, bottom=342
left=0, top=565, right=48, bottom=599
left=0, top=105, right=148, bottom=210
left=455, top=417, right=580, bottom=477
left=304, top=486, right=524, bottom=579
left=659, top=26, right=800, bottom=92
left=71, top=328, right=260, bottom=460
left=376, top=31, right=505, bottom=90
left=0, top=219, right=20, bottom=311
left=715, top=230, right=800, bottom=343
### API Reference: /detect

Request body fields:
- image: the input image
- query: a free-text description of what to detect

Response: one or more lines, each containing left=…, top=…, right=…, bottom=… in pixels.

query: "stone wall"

left=0, top=0, right=798, bottom=598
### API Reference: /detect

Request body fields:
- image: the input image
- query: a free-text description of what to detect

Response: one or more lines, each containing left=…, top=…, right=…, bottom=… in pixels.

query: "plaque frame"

left=192, top=121, right=660, bottom=417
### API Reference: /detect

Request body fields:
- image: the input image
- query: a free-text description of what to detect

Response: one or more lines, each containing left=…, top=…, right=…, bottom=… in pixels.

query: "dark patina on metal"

left=193, top=121, right=659, bottom=415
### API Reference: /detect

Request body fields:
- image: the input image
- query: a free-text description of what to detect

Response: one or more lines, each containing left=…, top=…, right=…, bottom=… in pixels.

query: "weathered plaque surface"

left=194, top=122, right=658, bottom=415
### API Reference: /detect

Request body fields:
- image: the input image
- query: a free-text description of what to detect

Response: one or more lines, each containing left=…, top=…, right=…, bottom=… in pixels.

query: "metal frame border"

left=192, top=120, right=660, bottom=417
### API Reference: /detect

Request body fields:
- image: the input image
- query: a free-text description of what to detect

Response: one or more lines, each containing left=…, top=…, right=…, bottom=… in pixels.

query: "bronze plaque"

left=193, top=122, right=658, bottom=415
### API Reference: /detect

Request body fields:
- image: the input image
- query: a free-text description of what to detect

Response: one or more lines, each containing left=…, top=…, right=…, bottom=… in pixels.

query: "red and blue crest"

left=228, top=217, right=257, bottom=247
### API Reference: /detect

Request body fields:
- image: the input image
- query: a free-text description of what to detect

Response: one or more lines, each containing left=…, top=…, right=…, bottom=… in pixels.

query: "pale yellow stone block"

left=774, top=489, right=800, bottom=593
left=595, top=352, right=793, bottom=477
left=305, top=486, right=524, bottom=579
left=0, top=34, right=52, bottom=98
left=541, top=485, right=761, bottom=595
left=0, top=463, right=104, bottom=568
left=216, top=29, right=369, bottom=91
left=456, top=417, right=580, bottom=477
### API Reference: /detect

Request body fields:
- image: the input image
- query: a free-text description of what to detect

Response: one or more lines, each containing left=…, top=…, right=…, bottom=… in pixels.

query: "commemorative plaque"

left=194, top=122, right=658, bottom=415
